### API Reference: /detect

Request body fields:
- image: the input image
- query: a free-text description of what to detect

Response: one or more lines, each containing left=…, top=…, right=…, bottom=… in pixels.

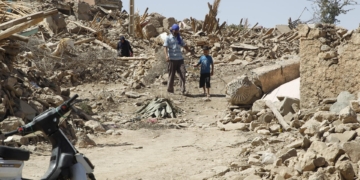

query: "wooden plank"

left=116, top=57, right=150, bottom=61
left=0, top=11, right=43, bottom=30
left=8, top=34, right=29, bottom=42
left=230, top=43, right=258, bottom=50
left=70, top=21, right=97, bottom=33
left=74, top=37, right=95, bottom=45
left=265, top=100, right=291, bottom=131
left=0, top=17, right=43, bottom=41
left=94, top=39, right=117, bottom=53
left=0, top=9, right=57, bottom=31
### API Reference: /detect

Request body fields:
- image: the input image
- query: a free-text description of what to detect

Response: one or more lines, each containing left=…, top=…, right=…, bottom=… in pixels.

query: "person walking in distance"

left=193, top=46, right=214, bottom=99
left=117, top=36, right=133, bottom=57
left=163, top=24, right=194, bottom=95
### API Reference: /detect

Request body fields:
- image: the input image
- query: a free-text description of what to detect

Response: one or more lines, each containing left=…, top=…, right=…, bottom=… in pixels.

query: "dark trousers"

left=167, top=60, right=186, bottom=93
left=199, top=73, right=211, bottom=88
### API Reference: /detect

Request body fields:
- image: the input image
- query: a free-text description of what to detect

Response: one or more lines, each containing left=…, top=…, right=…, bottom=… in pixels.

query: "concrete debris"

left=0, top=1, right=359, bottom=179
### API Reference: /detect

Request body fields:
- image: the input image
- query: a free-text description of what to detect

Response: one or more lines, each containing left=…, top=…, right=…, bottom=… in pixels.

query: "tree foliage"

left=309, top=0, right=357, bottom=24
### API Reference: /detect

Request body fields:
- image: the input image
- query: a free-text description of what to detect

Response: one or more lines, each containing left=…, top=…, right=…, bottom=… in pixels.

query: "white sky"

left=122, top=0, right=360, bottom=30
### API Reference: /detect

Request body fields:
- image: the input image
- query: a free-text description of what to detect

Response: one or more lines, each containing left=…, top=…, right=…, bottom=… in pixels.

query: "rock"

left=336, top=160, right=355, bottom=180
left=300, top=150, right=316, bottom=171
left=247, top=157, right=261, bottom=166
left=339, top=106, right=357, bottom=124
left=286, top=139, right=303, bottom=149
left=279, top=97, right=300, bottom=116
left=257, top=129, right=270, bottom=135
left=279, top=148, right=297, bottom=163
left=45, top=13, right=67, bottom=34
left=4, top=135, right=29, bottom=145
left=211, top=166, right=230, bottom=176
left=223, top=123, right=247, bottom=131
left=84, top=120, right=106, bottom=132
left=261, top=152, right=277, bottom=165
left=343, top=141, right=360, bottom=163
left=251, top=137, right=264, bottom=146
left=274, top=174, right=285, bottom=180
left=125, top=91, right=141, bottom=98
left=322, top=144, right=345, bottom=166
left=225, top=75, right=262, bottom=105
left=299, top=119, right=320, bottom=136
left=312, top=111, right=337, bottom=122
left=309, top=140, right=327, bottom=153
left=249, top=121, right=262, bottom=131
left=326, top=131, right=357, bottom=143
left=298, top=24, right=310, bottom=37
left=320, top=45, right=331, bottom=51
left=350, top=100, right=360, bottom=113
left=73, top=2, right=92, bottom=21
left=19, top=100, right=37, bottom=120
left=143, top=24, right=159, bottom=38
left=259, top=112, right=274, bottom=123
left=244, top=174, right=261, bottom=180
left=76, top=132, right=96, bottom=148
left=225, top=54, right=238, bottom=62
left=251, top=99, right=266, bottom=113
left=0, top=117, right=24, bottom=132
left=314, top=157, right=326, bottom=167
left=189, top=170, right=215, bottom=180
left=330, top=91, right=356, bottom=113
left=269, top=124, right=281, bottom=133
left=163, top=17, right=176, bottom=29
left=251, top=59, right=299, bottom=94
left=308, top=171, right=326, bottom=180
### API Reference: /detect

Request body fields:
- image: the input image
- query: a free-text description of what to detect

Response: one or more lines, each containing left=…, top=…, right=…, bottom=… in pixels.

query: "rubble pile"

left=215, top=89, right=360, bottom=179
left=10, top=0, right=312, bottom=90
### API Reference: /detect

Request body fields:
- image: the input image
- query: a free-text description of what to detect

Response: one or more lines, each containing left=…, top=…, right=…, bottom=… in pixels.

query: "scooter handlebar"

left=4, top=130, right=18, bottom=137
left=66, top=94, right=78, bottom=105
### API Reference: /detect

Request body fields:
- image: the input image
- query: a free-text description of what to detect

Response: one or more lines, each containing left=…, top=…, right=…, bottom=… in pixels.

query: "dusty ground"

left=21, top=64, right=255, bottom=180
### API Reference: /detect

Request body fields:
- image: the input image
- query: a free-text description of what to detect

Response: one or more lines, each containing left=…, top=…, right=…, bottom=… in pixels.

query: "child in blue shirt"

left=193, top=46, right=214, bottom=98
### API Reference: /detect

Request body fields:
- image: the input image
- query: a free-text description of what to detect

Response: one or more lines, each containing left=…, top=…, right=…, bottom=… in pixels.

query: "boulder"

left=163, top=17, right=176, bottom=29
left=0, top=117, right=24, bottom=132
left=44, top=13, right=67, bottom=34
left=343, top=141, right=360, bottom=163
left=278, top=97, right=300, bottom=116
left=143, top=24, right=159, bottom=39
left=84, top=120, right=106, bottom=132
left=251, top=59, right=299, bottom=94
left=330, top=91, right=356, bottom=113
left=339, top=106, right=357, bottom=123
left=225, top=75, right=262, bottom=105
left=336, top=160, right=355, bottom=180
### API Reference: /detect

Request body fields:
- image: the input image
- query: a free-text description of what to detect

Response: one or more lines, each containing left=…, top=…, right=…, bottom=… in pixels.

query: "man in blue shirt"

left=193, top=46, right=214, bottom=98
left=163, top=24, right=194, bottom=95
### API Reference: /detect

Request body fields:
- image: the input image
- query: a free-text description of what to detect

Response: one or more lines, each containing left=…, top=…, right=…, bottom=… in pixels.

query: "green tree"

left=309, top=0, right=357, bottom=24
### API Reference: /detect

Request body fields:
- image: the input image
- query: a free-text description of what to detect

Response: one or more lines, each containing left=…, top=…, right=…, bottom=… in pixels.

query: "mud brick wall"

left=300, top=24, right=360, bottom=108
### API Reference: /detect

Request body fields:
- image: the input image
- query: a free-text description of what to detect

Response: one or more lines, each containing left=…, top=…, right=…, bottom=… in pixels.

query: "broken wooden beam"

left=0, top=9, right=57, bottom=31
left=265, top=100, right=291, bottom=131
left=74, top=37, right=95, bottom=45
left=70, top=21, right=97, bottom=33
left=94, top=39, right=116, bottom=53
left=0, top=17, right=43, bottom=41
left=116, top=57, right=150, bottom=61
left=8, top=34, right=30, bottom=42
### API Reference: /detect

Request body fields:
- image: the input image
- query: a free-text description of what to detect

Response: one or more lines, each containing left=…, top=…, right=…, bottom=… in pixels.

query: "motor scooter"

left=0, top=94, right=96, bottom=180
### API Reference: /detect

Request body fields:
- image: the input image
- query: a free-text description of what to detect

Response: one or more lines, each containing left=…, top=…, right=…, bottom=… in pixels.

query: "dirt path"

left=22, top=66, right=250, bottom=179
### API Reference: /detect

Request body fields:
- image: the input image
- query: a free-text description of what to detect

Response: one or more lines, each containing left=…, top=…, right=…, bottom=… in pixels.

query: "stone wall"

left=300, top=24, right=360, bottom=108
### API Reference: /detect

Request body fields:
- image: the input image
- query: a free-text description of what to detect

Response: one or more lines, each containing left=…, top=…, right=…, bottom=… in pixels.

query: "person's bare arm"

left=164, top=46, right=169, bottom=61
left=211, top=62, right=214, bottom=76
